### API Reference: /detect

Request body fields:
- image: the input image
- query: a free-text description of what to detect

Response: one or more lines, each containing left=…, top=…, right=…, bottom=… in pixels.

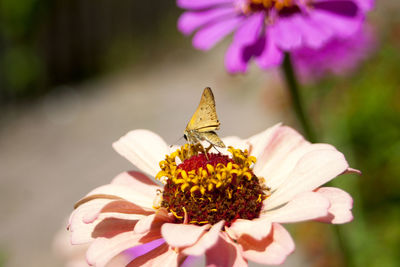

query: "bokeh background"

left=0, top=1, right=399, bottom=266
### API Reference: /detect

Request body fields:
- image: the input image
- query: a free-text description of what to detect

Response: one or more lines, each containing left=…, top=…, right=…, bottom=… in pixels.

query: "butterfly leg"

left=198, top=143, right=211, bottom=160
left=205, top=144, right=213, bottom=153
left=203, top=145, right=210, bottom=160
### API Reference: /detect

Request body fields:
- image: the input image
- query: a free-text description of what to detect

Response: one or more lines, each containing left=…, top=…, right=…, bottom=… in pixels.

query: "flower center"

left=249, top=0, right=294, bottom=11
left=156, top=144, right=269, bottom=226
left=242, top=0, right=303, bottom=17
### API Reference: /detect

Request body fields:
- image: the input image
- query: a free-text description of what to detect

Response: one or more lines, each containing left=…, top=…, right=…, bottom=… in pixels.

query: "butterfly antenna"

left=170, top=136, right=184, bottom=147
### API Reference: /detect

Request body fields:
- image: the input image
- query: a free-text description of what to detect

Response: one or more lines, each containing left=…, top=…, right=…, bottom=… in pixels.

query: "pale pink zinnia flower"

left=68, top=124, right=358, bottom=266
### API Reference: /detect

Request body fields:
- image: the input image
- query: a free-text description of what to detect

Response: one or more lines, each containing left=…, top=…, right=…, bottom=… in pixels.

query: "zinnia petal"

left=225, top=13, right=264, bottom=73
left=69, top=198, right=114, bottom=244
left=91, top=217, right=138, bottom=239
left=264, top=149, right=350, bottom=209
left=240, top=223, right=294, bottom=265
left=314, top=187, right=354, bottom=224
left=107, top=238, right=165, bottom=266
left=252, top=125, right=310, bottom=184
left=73, top=171, right=160, bottom=214
left=113, top=129, right=169, bottom=178
left=353, top=0, right=375, bottom=11
left=251, top=125, right=336, bottom=191
left=269, top=15, right=303, bottom=50
left=192, top=16, right=242, bottom=51
left=161, top=223, right=210, bottom=248
left=126, top=243, right=186, bottom=267
left=134, top=209, right=173, bottom=234
left=310, top=8, right=362, bottom=39
left=205, top=232, right=248, bottom=267
left=84, top=200, right=154, bottom=224
left=182, top=220, right=225, bottom=255
left=262, top=191, right=330, bottom=222
left=254, top=30, right=284, bottom=69
left=292, top=25, right=376, bottom=81
left=314, top=0, right=359, bottom=17
left=112, top=171, right=161, bottom=196
left=177, top=0, right=233, bottom=10
left=178, top=7, right=236, bottom=35
left=82, top=182, right=155, bottom=210
left=227, top=218, right=272, bottom=241
left=99, top=200, right=154, bottom=216
left=295, top=15, right=333, bottom=48
left=86, top=231, right=162, bottom=267
left=246, top=123, right=282, bottom=158
left=221, top=136, right=249, bottom=151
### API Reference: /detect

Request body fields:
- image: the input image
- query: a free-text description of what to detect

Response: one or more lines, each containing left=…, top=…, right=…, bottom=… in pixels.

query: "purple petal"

left=192, top=16, right=242, bottom=51
left=292, top=26, right=376, bottom=81
left=278, top=5, right=302, bottom=18
left=311, top=9, right=362, bottom=39
left=177, top=0, right=234, bottom=10
left=314, top=0, right=359, bottom=18
left=233, top=13, right=264, bottom=46
left=181, top=255, right=203, bottom=267
left=354, top=0, right=375, bottom=11
left=292, top=14, right=333, bottom=49
left=315, top=0, right=374, bottom=12
left=123, top=238, right=166, bottom=261
left=178, top=7, right=236, bottom=35
left=225, top=43, right=248, bottom=73
left=269, top=15, right=302, bottom=50
left=255, top=30, right=284, bottom=69
left=224, top=13, right=264, bottom=73
left=272, top=0, right=365, bottom=50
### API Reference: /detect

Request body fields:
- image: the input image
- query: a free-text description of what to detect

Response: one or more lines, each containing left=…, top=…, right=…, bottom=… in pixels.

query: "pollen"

left=248, top=0, right=297, bottom=13
left=155, top=144, right=269, bottom=226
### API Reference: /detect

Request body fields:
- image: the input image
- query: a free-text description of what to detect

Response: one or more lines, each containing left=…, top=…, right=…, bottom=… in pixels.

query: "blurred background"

left=0, top=1, right=399, bottom=267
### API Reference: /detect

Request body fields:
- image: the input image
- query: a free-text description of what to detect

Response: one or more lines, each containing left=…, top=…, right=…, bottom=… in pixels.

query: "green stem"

left=332, top=224, right=353, bottom=267
left=281, top=52, right=353, bottom=267
left=282, top=53, right=316, bottom=142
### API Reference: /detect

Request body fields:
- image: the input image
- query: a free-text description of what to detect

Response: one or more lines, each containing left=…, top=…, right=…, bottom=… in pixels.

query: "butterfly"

left=184, top=87, right=225, bottom=150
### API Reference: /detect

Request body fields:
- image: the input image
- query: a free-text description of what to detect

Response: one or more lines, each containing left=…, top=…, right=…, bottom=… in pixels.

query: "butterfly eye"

left=183, top=134, right=188, bottom=141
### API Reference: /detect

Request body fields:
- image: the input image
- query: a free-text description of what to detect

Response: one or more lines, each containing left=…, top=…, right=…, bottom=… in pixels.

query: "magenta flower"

left=68, top=124, right=358, bottom=266
left=292, top=25, right=376, bottom=82
left=177, top=0, right=374, bottom=73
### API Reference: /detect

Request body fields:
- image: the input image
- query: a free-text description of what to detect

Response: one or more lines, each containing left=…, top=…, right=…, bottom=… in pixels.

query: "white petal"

left=161, top=223, right=210, bottom=248
left=227, top=218, right=272, bottom=241
left=113, top=129, right=169, bottom=177
left=251, top=126, right=337, bottom=191
left=182, top=221, right=225, bottom=255
left=314, top=187, right=354, bottom=224
left=264, top=149, right=349, bottom=210
left=262, top=191, right=329, bottom=222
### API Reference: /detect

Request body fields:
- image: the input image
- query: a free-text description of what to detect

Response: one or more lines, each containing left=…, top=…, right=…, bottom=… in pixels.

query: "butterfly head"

left=183, top=129, right=196, bottom=144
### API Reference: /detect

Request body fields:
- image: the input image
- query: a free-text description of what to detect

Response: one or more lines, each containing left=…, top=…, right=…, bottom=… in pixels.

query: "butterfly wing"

left=202, top=131, right=225, bottom=148
left=186, top=87, right=220, bottom=132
